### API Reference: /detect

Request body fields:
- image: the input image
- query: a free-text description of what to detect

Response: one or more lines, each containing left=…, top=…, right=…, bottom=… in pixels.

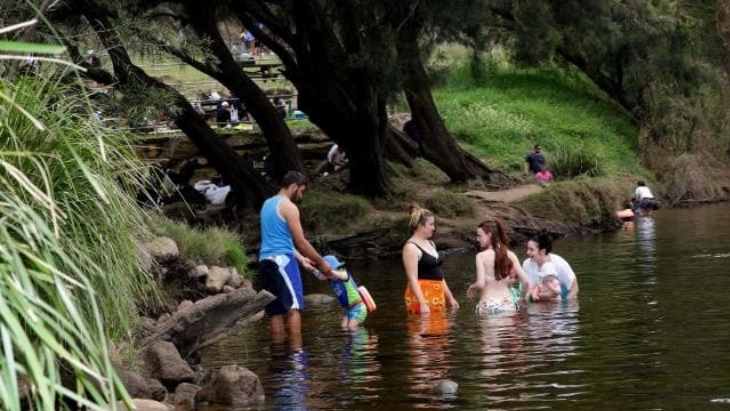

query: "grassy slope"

left=427, top=62, right=647, bottom=226
left=434, top=64, right=645, bottom=178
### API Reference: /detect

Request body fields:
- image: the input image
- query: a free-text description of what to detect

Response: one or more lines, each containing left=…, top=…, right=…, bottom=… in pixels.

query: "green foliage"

left=434, top=63, right=642, bottom=177
left=424, top=189, right=476, bottom=219
left=299, top=191, right=372, bottom=234
left=147, top=213, right=252, bottom=278
left=550, top=144, right=605, bottom=178
left=519, top=177, right=631, bottom=229
left=222, top=236, right=249, bottom=277
left=0, top=71, right=151, bottom=409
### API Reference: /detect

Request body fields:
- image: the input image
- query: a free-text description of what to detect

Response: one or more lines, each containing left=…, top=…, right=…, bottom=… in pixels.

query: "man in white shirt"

left=632, top=180, right=657, bottom=216
left=327, top=144, right=349, bottom=172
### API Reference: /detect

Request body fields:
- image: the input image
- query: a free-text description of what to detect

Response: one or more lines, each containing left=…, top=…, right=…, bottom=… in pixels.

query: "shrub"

left=424, top=189, right=476, bottom=219
left=299, top=191, right=372, bottom=233
left=519, top=177, right=630, bottom=229
left=550, top=144, right=605, bottom=178
left=147, top=213, right=252, bottom=277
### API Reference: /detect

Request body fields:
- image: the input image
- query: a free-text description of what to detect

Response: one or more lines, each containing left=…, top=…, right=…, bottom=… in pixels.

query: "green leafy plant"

left=0, top=21, right=151, bottom=411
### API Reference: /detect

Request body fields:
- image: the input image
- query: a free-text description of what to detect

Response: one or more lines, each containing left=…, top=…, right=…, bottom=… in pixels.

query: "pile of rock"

left=111, top=236, right=275, bottom=410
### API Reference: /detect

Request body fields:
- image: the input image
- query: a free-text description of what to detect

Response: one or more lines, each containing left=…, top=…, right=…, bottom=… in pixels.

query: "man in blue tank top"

left=259, top=171, right=333, bottom=353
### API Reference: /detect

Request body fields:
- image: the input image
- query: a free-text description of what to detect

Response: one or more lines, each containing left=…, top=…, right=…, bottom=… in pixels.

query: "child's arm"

left=530, top=284, right=540, bottom=301
left=328, top=269, right=348, bottom=282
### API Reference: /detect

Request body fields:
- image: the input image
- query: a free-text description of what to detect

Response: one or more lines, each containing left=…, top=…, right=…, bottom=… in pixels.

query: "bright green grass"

left=435, top=63, right=643, bottom=177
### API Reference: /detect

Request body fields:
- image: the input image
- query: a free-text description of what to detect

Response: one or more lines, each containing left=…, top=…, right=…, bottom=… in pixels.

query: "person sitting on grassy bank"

left=524, top=143, right=546, bottom=176
left=535, top=164, right=554, bottom=186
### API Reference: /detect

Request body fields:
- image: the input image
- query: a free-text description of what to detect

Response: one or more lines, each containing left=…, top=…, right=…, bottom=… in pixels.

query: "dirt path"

left=464, top=184, right=544, bottom=203
left=424, top=183, right=562, bottom=253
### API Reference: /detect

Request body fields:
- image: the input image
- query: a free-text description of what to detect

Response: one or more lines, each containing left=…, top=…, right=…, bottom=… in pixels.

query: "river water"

left=202, top=204, right=730, bottom=410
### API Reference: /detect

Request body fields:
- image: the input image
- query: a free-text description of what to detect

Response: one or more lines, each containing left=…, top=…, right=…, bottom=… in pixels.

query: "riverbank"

left=212, top=158, right=630, bottom=262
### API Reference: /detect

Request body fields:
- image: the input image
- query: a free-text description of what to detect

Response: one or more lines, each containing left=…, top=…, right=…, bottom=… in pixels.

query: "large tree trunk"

left=172, top=3, right=305, bottom=182
left=297, top=75, right=392, bottom=196
left=79, top=0, right=271, bottom=209
left=395, top=12, right=506, bottom=184
left=231, top=1, right=393, bottom=197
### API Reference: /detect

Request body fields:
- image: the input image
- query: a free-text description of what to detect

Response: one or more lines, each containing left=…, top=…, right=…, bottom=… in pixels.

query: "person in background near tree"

left=403, top=116, right=422, bottom=156
left=216, top=101, right=231, bottom=125
left=524, top=144, right=546, bottom=176
left=259, top=171, right=333, bottom=353
left=273, top=96, right=287, bottom=119
left=402, top=203, right=459, bottom=315
left=327, top=144, right=349, bottom=172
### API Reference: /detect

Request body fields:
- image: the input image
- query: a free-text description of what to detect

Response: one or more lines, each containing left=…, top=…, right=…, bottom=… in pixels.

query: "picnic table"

left=242, top=62, right=283, bottom=80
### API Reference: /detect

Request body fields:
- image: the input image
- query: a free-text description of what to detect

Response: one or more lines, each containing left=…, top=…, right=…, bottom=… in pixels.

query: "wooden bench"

left=242, top=62, right=283, bottom=81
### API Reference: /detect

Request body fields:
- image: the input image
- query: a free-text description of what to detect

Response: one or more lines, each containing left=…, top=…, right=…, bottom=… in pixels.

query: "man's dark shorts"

left=260, top=254, right=304, bottom=316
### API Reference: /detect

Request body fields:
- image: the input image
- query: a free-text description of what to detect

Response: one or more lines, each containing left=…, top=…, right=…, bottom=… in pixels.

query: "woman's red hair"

left=477, top=219, right=512, bottom=280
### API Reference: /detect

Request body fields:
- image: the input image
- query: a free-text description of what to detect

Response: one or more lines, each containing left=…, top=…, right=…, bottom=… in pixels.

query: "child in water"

left=529, top=260, right=561, bottom=301
left=316, top=255, right=367, bottom=329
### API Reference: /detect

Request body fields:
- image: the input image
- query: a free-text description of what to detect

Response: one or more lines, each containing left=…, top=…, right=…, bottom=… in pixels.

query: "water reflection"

left=265, top=327, right=382, bottom=411
left=267, top=350, right=312, bottom=411
left=406, top=313, right=456, bottom=408
left=635, top=216, right=656, bottom=278
left=200, top=204, right=730, bottom=410
left=337, top=328, right=380, bottom=387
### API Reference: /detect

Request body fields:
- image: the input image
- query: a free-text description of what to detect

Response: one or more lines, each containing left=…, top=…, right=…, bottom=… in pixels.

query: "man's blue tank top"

left=259, top=195, right=294, bottom=259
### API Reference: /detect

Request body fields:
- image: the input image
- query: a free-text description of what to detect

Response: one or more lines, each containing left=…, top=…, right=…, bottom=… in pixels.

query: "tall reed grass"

left=0, top=71, right=155, bottom=410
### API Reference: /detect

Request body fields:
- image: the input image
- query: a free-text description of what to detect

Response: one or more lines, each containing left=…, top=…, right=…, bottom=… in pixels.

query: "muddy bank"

left=305, top=183, right=624, bottom=261
left=137, top=130, right=626, bottom=260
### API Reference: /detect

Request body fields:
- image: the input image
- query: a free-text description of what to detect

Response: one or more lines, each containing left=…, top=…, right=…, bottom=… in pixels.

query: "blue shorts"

left=260, top=254, right=303, bottom=316
left=346, top=303, right=367, bottom=324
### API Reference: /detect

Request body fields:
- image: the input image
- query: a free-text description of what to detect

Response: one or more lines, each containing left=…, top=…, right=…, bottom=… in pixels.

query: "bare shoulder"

left=477, top=248, right=495, bottom=261
left=403, top=241, right=420, bottom=254
left=279, top=197, right=298, bottom=217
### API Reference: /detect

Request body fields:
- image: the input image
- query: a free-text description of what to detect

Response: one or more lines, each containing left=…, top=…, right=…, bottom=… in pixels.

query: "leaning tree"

left=51, top=0, right=273, bottom=208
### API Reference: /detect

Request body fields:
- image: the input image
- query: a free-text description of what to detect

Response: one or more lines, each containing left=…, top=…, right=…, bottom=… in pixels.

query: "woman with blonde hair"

left=402, top=203, right=459, bottom=314
left=467, top=219, right=530, bottom=314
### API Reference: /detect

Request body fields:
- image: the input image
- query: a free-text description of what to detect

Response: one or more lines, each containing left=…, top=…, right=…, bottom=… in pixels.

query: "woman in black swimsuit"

left=402, top=203, right=459, bottom=314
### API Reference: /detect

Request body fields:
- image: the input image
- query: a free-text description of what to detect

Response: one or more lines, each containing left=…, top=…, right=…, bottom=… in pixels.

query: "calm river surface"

left=203, top=204, right=730, bottom=410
